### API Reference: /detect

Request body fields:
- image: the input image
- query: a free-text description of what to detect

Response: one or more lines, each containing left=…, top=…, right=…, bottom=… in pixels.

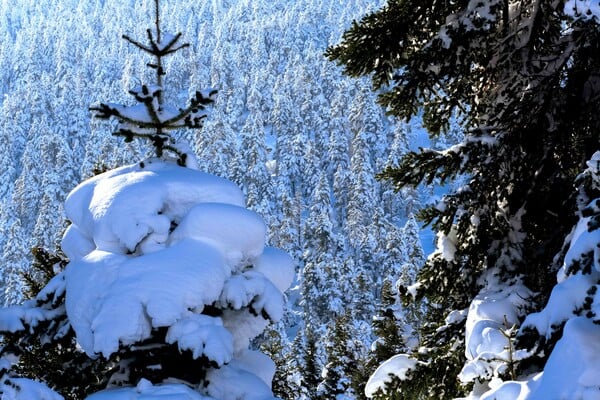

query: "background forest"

left=0, top=0, right=454, bottom=398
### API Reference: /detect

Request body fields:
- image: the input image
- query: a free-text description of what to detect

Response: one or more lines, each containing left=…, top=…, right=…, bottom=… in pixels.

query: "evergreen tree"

left=345, top=129, right=377, bottom=250
left=329, top=1, right=600, bottom=397
left=194, top=110, right=239, bottom=180
left=317, top=312, right=362, bottom=400
left=32, top=134, right=78, bottom=251
left=259, top=322, right=297, bottom=400
left=240, top=111, right=275, bottom=220
left=301, top=172, right=345, bottom=327
left=271, top=179, right=302, bottom=260
left=1, top=218, right=30, bottom=306
left=359, top=280, right=406, bottom=400
left=293, top=325, right=323, bottom=400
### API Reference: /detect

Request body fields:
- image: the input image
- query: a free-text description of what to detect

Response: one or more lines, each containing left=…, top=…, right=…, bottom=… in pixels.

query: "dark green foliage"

left=299, top=326, right=321, bottom=400
left=329, top=0, right=600, bottom=396
left=20, top=247, right=65, bottom=300
left=516, top=160, right=600, bottom=372
left=258, top=326, right=298, bottom=400
left=354, top=280, right=403, bottom=400
left=370, top=281, right=404, bottom=365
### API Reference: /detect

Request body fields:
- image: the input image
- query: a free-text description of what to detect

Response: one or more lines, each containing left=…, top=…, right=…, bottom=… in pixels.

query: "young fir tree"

left=89, top=0, right=216, bottom=166
left=359, top=280, right=408, bottom=400
left=328, top=1, right=600, bottom=398
left=316, top=311, right=362, bottom=400
left=292, top=325, right=322, bottom=400
left=0, top=1, right=293, bottom=399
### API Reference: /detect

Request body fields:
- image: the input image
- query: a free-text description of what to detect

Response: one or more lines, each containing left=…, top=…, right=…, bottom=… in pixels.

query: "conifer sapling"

left=90, top=0, right=216, bottom=165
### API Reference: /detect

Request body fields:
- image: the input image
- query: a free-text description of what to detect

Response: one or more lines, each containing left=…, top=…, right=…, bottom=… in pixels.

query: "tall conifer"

left=329, top=1, right=600, bottom=397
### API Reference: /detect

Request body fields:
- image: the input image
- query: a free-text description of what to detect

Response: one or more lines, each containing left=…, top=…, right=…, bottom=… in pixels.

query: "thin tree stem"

left=154, top=0, right=163, bottom=106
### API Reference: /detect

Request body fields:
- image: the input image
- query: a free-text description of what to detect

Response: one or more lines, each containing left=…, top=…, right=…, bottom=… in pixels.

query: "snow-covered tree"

left=292, top=324, right=323, bottom=400
left=240, top=112, right=275, bottom=219
left=316, top=312, right=363, bottom=400
left=0, top=1, right=429, bottom=398
left=329, top=0, right=600, bottom=398
left=0, top=2, right=294, bottom=399
left=300, top=172, right=345, bottom=327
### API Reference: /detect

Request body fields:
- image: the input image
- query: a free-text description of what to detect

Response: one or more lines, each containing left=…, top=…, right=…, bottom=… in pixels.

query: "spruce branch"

left=121, top=34, right=154, bottom=54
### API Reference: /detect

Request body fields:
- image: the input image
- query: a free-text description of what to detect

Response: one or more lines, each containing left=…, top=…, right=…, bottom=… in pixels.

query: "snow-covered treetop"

left=62, top=154, right=294, bottom=365
left=90, top=0, right=216, bottom=165
left=1, top=155, right=295, bottom=398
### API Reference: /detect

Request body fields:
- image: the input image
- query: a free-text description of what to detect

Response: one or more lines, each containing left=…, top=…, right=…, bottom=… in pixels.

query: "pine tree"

left=260, top=321, right=302, bottom=400
left=301, top=171, right=345, bottom=327
left=293, top=325, right=323, bottom=400
left=328, top=1, right=600, bottom=397
left=359, top=280, right=408, bottom=400
left=0, top=248, right=110, bottom=399
left=345, top=129, right=377, bottom=251
left=1, top=218, right=31, bottom=306
left=240, top=112, right=274, bottom=218
left=317, top=311, right=366, bottom=400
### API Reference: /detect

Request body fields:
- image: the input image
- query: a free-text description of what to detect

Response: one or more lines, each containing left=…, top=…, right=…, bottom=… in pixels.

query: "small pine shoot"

left=90, top=0, right=216, bottom=166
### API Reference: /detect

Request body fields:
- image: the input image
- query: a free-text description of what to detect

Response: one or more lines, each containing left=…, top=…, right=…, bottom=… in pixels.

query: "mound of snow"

left=365, top=354, right=418, bottom=397
left=85, top=379, right=212, bottom=400
left=169, top=202, right=266, bottom=269
left=0, top=378, right=64, bottom=400
left=57, top=158, right=294, bottom=399
left=63, top=160, right=244, bottom=258
left=65, top=240, right=229, bottom=357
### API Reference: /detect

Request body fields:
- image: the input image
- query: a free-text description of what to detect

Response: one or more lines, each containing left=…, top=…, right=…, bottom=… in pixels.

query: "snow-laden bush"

left=0, top=153, right=294, bottom=400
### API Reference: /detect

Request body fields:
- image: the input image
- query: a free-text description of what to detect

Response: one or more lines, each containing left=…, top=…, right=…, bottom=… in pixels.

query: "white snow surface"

left=57, top=158, right=293, bottom=398
left=459, top=274, right=533, bottom=383
left=85, top=379, right=212, bottom=400
left=364, top=354, right=418, bottom=398
left=482, top=318, right=600, bottom=400
left=253, top=247, right=295, bottom=293
left=165, top=314, right=234, bottom=366
left=528, top=317, right=600, bottom=399
left=0, top=378, right=64, bottom=400
left=565, top=0, right=600, bottom=22
left=0, top=272, right=66, bottom=333
left=435, top=228, right=458, bottom=262
left=205, top=364, right=276, bottom=400
left=169, top=203, right=266, bottom=270
left=62, top=159, right=245, bottom=258
left=65, top=240, right=229, bottom=357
